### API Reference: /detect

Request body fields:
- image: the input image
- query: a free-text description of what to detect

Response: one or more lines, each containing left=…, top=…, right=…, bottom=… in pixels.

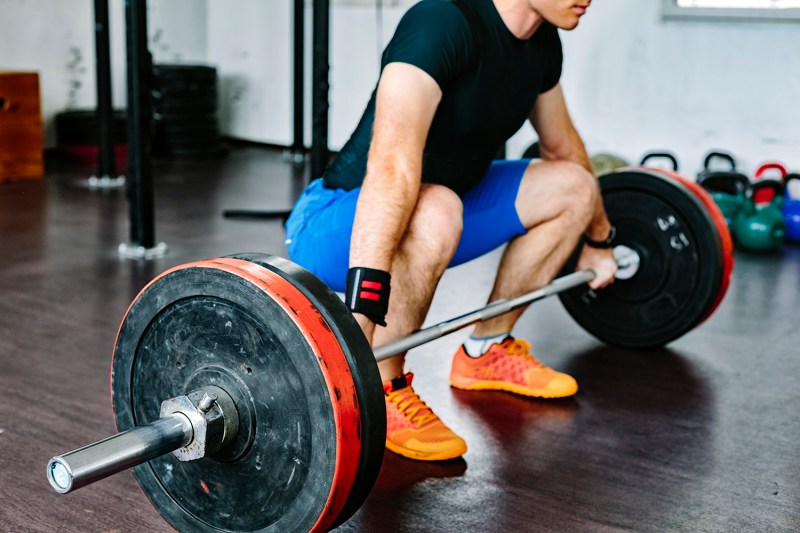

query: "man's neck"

left=492, top=0, right=545, bottom=40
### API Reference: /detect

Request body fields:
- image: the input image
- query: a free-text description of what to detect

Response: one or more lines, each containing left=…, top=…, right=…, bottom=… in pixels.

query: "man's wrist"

left=584, top=224, right=616, bottom=249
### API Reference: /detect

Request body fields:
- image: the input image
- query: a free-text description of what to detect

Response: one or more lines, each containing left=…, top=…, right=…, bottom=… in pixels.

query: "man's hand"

left=354, top=313, right=377, bottom=346
left=576, top=245, right=617, bottom=290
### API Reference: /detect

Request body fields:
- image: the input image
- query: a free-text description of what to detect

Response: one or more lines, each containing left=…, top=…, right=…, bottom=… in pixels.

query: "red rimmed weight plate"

left=649, top=168, right=734, bottom=323
left=112, top=256, right=383, bottom=532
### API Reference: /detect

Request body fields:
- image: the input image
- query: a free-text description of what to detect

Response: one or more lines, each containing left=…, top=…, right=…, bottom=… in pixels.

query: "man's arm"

left=529, top=82, right=611, bottom=244
left=529, top=83, right=617, bottom=289
left=349, top=62, right=442, bottom=335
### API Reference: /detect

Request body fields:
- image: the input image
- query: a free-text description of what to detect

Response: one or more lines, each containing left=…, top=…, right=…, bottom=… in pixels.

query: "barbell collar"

left=373, top=270, right=597, bottom=362
left=46, top=414, right=193, bottom=494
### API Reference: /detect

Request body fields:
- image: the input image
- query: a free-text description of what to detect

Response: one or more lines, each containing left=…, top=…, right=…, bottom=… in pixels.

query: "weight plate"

left=112, top=257, right=377, bottom=532
left=153, top=64, right=217, bottom=82
left=233, top=254, right=385, bottom=530
left=55, top=109, right=127, bottom=146
left=152, top=95, right=217, bottom=113
left=650, top=168, right=734, bottom=323
left=559, top=170, right=723, bottom=349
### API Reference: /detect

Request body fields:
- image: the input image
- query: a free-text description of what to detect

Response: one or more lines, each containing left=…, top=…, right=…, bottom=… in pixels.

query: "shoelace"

left=387, top=388, right=436, bottom=427
left=502, top=339, right=545, bottom=369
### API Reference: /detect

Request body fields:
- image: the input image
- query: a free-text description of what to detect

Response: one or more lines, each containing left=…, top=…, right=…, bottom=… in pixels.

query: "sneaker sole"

left=449, top=377, right=578, bottom=399
left=385, top=440, right=467, bottom=461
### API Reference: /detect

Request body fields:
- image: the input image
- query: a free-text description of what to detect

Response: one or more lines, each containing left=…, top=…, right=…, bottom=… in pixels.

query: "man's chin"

left=555, top=17, right=581, bottom=31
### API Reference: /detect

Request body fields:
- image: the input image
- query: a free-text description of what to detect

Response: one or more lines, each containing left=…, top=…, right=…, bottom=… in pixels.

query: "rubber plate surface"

left=559, top=170, right=724, bottom=349
left=111, top=257, right=381, bottom=532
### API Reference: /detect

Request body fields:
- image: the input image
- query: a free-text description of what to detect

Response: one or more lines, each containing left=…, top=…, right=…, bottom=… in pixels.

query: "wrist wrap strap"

left=346, top=267, right=391, bottom=327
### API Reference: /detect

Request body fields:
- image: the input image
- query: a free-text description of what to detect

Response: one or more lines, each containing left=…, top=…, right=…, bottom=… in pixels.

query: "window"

left=662, top=0, right=800, bottom=21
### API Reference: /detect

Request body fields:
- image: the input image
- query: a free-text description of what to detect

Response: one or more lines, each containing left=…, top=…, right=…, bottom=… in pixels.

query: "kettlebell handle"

left=640, top=152, right=679, bottom=172
left=754, top=162, right=788, bottom=180
left=696, top=171, right=749, bottom=195
left=703, top=151, right=736, bottom=172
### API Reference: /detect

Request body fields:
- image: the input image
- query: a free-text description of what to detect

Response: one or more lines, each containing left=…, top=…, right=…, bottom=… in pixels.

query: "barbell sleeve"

left=373, top=269, right=596, bottom=362
left=46, top=414, right=193, bottom=494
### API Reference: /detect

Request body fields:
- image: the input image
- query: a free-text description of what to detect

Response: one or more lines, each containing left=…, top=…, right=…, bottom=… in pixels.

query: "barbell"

left=46, top=169, right=733, bottom=532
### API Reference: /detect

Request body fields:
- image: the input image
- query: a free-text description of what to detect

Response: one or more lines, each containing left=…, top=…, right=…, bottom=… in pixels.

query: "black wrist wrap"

left=345, top=267, right=391, bottom=327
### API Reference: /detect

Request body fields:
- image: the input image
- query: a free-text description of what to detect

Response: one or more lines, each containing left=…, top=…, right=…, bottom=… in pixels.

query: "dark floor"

left=1, top=147, right=798, bottom=533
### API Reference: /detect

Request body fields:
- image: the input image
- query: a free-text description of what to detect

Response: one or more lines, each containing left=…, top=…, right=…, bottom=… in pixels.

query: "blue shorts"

left=285, top=159, right=530, bottom=292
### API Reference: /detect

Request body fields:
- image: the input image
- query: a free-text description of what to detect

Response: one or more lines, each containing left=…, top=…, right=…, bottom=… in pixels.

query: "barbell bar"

left=46, top=265, right=606, bottom=496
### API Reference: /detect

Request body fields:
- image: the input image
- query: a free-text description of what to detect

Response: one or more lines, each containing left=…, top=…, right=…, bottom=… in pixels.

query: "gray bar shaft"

left=373, top=270, right=596, bottom=362
left=47, top=414, right=192, bottom=494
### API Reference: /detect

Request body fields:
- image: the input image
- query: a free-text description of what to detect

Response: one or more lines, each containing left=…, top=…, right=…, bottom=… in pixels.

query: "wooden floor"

left=1, top=147, right=798, bottom=532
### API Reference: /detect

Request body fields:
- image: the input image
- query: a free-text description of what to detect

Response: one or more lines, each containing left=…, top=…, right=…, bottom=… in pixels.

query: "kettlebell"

left=752, top=161, right=788, bottom=205
left=783, top=173, right=800, bottom=242
left=591, top=152, right=630, bottom=175
left=733, top=179, right=786, bottom=252
left=640, top=151, right=679, bottom=171
left=696, top=151, right=749, bottom=230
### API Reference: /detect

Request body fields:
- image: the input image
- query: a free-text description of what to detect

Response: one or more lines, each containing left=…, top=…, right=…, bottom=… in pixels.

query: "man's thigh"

left=285, top=159, right=532, bottom=290
left=450, top=159, right=530, bottom=267
left=284, top=179, right=359, bottom=292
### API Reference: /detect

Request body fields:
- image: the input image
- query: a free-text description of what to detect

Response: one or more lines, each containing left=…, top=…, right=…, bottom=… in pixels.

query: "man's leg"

left=449, top=159, right=597, bottom=398
left=373, top=183, right=464, bottom=379
left=474, top=159, right=597, bottom=335
left=286, top=180, right=468, bottom=460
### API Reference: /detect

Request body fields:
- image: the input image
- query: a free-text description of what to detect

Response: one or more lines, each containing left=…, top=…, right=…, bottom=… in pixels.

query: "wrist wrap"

left=345, top=267, right=391, bottom=327
left=585, top=225, right=617, bottom=249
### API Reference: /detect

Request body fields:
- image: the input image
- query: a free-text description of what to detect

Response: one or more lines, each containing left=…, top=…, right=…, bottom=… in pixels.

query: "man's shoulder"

left=402, top=0, right=469, bottom=30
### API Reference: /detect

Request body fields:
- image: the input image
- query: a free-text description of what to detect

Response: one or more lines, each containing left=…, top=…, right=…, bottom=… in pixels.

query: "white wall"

left=0, top=0, right=207, bottom=147
left=2, top=0, right=798, bottom=176
left=547, top=1, right=800, bottom=175
left=208, top=0, right=800, bottom=175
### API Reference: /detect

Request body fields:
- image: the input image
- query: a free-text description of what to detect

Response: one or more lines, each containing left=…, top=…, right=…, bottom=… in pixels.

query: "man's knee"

left=407, top=184, right=464, bottom=261
left=533, top=160, right=597, bottom=222
left=560, top=161, right=598, bottom=219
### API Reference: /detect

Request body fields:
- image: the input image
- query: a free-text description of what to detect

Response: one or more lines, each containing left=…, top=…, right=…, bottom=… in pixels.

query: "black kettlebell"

left=696, top=151, right=749, bottom=229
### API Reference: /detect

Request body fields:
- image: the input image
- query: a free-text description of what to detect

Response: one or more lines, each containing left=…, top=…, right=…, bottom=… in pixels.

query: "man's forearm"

left=349, top=166, right=420, bottom=271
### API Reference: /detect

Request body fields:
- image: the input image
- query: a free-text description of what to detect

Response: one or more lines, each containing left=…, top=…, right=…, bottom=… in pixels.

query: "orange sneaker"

left=384, top=373, right=467, bottom=461
left=449, top=337, right=578, bottom=398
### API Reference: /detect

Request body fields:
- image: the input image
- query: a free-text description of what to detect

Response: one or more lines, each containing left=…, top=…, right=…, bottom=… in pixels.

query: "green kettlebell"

left=696, top=151, right=749, bottom=230
left=733, top=179, right=786, bottom=252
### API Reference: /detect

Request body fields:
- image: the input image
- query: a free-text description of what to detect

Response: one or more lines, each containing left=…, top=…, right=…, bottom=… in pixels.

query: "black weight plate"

left=55, top=109, right=127, bottom=146
left=112, top=258, right=372, bottom=532
left=152, top=95, right=217, bottom=113
left=234, top=254, right=385, bottom=530
left=152, top=83, right=217, bottom=99
left=153, top=115, right=219, bottom=130
left=153, top=64, right=217, bottom=82
left=559, top=170, right=723, bottom=349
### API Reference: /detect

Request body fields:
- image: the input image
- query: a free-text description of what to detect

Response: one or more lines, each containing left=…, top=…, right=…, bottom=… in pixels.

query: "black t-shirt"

left=323, top=0, right=563, bottom=196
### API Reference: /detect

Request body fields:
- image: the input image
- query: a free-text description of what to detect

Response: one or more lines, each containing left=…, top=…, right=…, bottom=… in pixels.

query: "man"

left=285, top=0, right=617, bottom=461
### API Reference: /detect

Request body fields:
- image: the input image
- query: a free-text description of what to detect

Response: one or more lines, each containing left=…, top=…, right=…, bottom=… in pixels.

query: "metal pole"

left=373, top=270, right=597, bottom=362
left=46, top=415, right=192, bottom=494
left=124, top=0, right=155, bottom=249
left=291, top=0, right=305, bottom=160
left=121, top=0, right=166, bottom=258
left=311, top=0, right=329, bottom=180
left=93, top=0, right=118, bottom=182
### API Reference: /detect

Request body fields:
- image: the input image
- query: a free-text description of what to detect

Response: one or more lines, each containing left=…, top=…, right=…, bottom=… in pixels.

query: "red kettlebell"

left=753, top=161, right=788, bottom=205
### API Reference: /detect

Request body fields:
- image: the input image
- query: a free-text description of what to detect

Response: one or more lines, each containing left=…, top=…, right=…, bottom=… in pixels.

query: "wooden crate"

left=0, top=72, right=44, bottom=183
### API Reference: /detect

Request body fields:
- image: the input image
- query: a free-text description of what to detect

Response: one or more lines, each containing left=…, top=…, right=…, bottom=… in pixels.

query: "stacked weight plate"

left=152, top=64, right=225, bottom=158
